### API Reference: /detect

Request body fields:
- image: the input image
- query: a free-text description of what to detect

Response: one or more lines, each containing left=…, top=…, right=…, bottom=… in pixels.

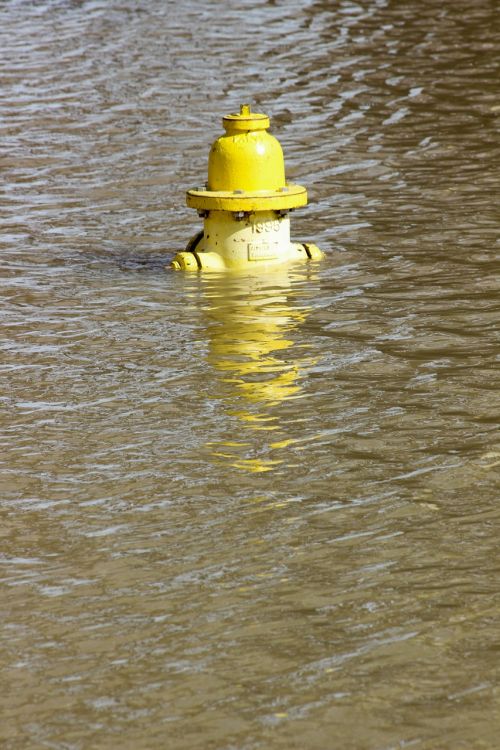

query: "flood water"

left=1, top=1, right=499, bottom=748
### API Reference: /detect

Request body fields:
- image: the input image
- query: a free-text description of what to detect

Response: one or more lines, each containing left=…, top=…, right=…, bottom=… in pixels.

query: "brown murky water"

left=1, top=1, right=499, bottom=748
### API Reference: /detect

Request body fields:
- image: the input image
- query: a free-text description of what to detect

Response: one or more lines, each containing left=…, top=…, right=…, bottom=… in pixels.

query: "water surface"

left=1, top=1, right=499, bottom=748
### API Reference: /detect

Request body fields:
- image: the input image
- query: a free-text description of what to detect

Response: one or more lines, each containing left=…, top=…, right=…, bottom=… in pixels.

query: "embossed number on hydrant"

left=252, top=220, right=280, bottom=234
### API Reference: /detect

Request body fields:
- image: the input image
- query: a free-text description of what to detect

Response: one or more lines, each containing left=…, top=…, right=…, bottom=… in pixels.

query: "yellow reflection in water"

left=201, top=266, right=319, bottom=472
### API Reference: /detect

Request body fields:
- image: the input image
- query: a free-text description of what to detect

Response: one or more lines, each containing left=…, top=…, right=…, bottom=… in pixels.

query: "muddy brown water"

left=1, top=1, right=499, bottom=748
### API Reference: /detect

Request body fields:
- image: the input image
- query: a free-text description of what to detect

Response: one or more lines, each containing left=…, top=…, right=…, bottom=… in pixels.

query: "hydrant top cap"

left=222, top=103, right=270, bottom=132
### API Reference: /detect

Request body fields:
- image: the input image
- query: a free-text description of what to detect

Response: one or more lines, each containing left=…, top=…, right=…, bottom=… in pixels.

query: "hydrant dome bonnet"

left=187, top=104, right=306, bottom=212
left=207, top=130, right=285, bottom=193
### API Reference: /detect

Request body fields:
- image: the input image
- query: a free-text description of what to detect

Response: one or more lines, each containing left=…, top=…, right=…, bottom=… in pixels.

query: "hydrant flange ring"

left=186, top=184, right=307, bottom=213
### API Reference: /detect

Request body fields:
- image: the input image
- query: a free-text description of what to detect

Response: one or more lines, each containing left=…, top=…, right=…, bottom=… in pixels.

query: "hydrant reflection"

left=201, top=266, right=318, bottom=472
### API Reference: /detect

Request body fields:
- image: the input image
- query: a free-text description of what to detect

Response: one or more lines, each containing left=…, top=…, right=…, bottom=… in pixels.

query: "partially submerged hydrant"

left=171, top=104, right=323, bottom=271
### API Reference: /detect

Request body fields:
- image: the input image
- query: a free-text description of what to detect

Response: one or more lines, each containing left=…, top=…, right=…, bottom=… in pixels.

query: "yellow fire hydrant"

left=171, top=104, right=323, bottom=271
